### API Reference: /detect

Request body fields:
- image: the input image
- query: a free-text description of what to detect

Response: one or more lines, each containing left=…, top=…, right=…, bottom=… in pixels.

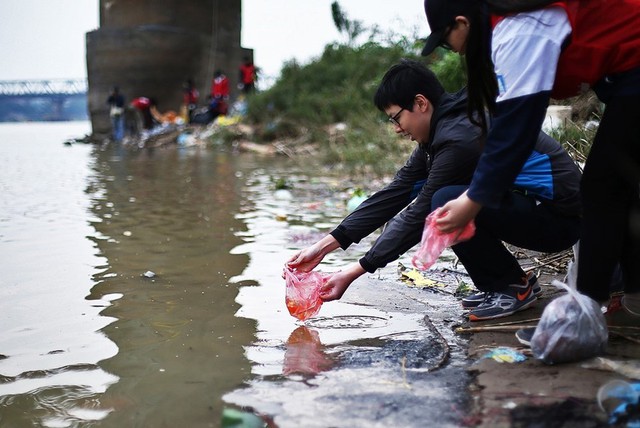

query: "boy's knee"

left=431, top=186, right=467, bottom=211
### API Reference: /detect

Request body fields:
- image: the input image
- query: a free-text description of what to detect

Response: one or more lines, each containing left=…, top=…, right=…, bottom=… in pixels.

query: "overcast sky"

left=0, top=1, right=427, bottom=84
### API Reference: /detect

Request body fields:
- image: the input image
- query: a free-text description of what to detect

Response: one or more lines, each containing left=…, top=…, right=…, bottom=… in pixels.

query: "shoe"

left=461, top=273, right=540, bottom=309
left=468, top=278, right=537, bottom=321
left=605, top=296, right=640, bottom=328
left=515, top=327, right=536, bottom=347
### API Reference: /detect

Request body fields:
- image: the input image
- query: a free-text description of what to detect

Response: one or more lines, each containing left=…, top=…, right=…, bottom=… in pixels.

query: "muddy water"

left=0, top=122, right=470, bottom=427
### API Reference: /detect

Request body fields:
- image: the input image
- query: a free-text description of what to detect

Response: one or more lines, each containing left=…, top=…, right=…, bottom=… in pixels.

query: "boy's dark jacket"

left=330, top=89, right=582, bottom=273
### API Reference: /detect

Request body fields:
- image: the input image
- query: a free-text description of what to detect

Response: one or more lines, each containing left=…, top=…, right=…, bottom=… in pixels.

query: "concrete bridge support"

left=86, top=0, right=251, bottom=137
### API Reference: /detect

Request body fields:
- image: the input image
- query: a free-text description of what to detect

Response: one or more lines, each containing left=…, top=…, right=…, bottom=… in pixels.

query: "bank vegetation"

left=216, top=3, right=600, bottom=177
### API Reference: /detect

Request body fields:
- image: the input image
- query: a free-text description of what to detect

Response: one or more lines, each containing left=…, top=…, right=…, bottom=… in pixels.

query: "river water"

left=0, top=122, right=470, bottom=427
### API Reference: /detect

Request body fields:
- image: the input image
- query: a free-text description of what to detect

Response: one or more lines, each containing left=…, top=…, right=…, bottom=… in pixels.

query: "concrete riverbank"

left=462, top=274, right=639, bottom=427
left=335, top=262, right=639, bottom=427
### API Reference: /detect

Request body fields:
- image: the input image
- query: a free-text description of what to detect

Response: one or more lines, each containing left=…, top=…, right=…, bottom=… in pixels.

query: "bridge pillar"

left=86, top=0, right=251, bottom=137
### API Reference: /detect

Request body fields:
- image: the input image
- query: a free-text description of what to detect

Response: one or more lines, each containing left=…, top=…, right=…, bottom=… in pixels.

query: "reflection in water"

left=0, top=123, right=120, bottom=427
left=0, top=122, right=293, bottom=427
left=282, top=326, right=334, bottom=376
left=86, top=144, right=259, bottom=426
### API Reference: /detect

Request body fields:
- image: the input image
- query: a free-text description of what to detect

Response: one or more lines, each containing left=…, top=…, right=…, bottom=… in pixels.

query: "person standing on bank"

left=107, top=86, right=125, bottom=142
left=210, top=70, right=230, bottom=117
left=286, top=59, right=581, bottom=321
left=183, top=78, right=199, bottom=123
left=420, top=0, right=640, bottom=326
left=239, top=57, right=257, bottom=94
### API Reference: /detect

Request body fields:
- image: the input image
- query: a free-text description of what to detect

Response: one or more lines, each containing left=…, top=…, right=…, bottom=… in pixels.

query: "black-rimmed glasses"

left=388, top=108, right=404, bottom=126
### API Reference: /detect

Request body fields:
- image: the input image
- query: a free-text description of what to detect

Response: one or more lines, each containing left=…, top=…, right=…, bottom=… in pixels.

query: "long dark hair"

left=463, top=0, right=559, bottom=133
left=461, top=2, right=496, bottom=134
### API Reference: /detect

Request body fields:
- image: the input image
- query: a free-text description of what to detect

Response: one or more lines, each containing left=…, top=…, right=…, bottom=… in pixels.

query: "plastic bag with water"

left=412, top=209, right=476, bottom=271
left=283, top=267, right=332, bottom=321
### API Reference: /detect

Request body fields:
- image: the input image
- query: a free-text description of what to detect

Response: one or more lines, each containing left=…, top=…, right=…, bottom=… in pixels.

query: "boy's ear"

left=414, top=94, right=431, bottom=113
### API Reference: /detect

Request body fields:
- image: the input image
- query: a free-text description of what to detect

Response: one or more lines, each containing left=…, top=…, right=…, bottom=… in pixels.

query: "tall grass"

left=548, top=119, right=597, bottom=170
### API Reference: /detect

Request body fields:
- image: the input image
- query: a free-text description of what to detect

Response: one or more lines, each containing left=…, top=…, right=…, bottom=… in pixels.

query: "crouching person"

left=286, top=59, right=581, bottom=321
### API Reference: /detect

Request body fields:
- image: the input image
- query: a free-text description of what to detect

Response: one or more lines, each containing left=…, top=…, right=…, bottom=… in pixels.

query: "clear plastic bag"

left=531, top=281, right=608, bottom=364
left=412, top=209, right=476, bottom=271
left=283, top=267, right=332, bottom=321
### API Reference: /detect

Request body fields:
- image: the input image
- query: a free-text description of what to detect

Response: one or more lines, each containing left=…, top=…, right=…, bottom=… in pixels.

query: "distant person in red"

left=210, top=70, right=229, bottom=116
left=182, top=79, right=199, bottom=122
left=239, top=57, right=257, bottom=94
left=130, top=96, right=156, bottom=129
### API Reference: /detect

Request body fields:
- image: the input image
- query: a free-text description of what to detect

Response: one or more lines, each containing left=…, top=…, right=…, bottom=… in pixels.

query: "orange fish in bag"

left=284, top=267, right=333, bottom=321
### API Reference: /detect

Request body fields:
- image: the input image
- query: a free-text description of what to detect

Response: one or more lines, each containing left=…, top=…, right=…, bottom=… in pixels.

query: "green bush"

left=246, top=43, right=417, bottom=128
left=429, top=49, right=467, bottom=93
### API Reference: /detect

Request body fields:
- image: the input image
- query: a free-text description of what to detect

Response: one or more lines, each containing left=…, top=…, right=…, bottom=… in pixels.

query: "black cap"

left=421, top=0, right=475, bottom=56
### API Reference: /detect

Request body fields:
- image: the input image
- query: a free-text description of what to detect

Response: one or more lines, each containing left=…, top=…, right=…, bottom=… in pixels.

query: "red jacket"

left=211, top=75, right=229, bottom=99
left=494, top=0, right=640, bottom=98
left=131, top=97, right=151, bottom=110
left=239, top=63, right=256, bottom=85
left=552, top=0, right=640, bottom=97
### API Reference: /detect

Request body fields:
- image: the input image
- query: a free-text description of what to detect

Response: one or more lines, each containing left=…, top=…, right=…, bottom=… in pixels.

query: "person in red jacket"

left=421, top=0, right=640, bottom=326
left=239, top=57, right=257, bottom=94
left=182, top=79, right=199, bottom=122
left=210, top=70, right=229, bottom=116
left=130, top=96, right=155, bottom=130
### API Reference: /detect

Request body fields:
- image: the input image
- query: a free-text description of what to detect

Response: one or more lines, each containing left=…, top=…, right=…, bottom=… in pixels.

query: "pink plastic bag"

left=412, top=210, right=476, bottom=271
left=283, top=267, right=333, bottom=321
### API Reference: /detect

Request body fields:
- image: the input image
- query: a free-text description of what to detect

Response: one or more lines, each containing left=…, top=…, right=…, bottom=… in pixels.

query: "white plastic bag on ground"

left=531, top=281, right=608, bottom=364
left=531, top=243, right=608, bottom=364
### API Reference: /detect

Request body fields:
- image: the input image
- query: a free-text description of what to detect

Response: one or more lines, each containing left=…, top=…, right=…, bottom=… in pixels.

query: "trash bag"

left=531, top=281, right=608, bottom=364
left=283, top=267, right=332, bottom=321
left=412, top=209, right=476, bottom=271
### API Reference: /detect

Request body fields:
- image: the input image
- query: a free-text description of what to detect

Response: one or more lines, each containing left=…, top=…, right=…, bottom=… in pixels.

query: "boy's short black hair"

left=374, top=59, right=445, bottom=112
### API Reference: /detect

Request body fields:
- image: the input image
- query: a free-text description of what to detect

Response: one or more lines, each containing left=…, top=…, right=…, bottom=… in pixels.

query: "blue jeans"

left=111, top=114, right=124, bottom=142
left=432, top=186, right=580, bottom=292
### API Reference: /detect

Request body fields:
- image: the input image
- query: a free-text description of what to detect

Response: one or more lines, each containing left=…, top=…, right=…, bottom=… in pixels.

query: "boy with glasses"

left=286, top=59, right=581, bottom=321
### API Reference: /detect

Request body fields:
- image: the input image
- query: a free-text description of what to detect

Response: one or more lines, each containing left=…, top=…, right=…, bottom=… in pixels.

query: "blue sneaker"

left=461, top=273, right=539, bottom=309
left=468, top=277, right=537, bottom=322
left=515, top=327, right=536, bottom=347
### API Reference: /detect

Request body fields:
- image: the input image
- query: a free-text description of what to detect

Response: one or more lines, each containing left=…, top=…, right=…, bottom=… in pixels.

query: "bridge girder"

left=0, top=79, right=87, bottom=97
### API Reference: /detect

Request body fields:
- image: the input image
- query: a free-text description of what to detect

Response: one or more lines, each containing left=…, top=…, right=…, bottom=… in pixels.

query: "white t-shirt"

left=493, top=7, right=572, bottom=102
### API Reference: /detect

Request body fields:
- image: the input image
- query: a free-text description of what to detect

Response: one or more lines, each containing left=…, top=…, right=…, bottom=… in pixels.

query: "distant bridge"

left=0, top=79, right=87, bottom=98
left=0, top=79, right=88, bottom=122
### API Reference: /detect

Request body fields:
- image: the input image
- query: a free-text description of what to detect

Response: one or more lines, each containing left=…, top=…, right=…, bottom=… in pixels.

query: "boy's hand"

left=285, top=235, right=341, bottom=274
left=286, top=246, right=325, bottom=273
left=319, top=263, right=366, bottom=301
